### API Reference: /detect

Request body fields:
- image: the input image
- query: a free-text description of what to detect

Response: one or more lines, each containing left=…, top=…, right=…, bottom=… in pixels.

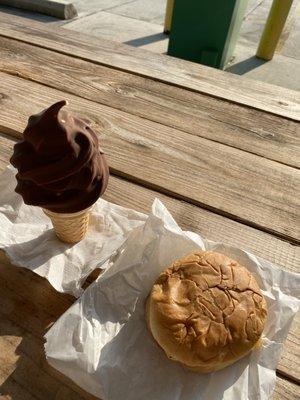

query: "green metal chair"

left=164, top=0, right=293, bottom=69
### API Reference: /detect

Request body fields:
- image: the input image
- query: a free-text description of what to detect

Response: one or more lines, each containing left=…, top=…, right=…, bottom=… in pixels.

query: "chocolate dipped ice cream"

left=11, top=101, right=109, bottom=242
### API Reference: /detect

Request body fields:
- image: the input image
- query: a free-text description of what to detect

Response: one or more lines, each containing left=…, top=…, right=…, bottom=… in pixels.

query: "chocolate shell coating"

left=10, top=101, right=109, bottom=213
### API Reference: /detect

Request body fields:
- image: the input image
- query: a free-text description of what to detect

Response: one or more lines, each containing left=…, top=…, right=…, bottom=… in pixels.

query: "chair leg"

left=256, top=0, right=293, bottom=61
left=164, top=0, right=175, bottom=34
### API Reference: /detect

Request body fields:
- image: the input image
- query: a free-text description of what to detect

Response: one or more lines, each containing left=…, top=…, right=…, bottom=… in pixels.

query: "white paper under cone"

left=43, top=207, right=92, bottom=244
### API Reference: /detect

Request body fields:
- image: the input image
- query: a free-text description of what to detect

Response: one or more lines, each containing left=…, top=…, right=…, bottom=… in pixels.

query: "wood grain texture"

left=1, top=133, right=299, bottom=274
left=0, top=71, right=299, bottom=243
left=0, top=133, right=299, bottom=383
left=0, top=254, right=297, bottom=400
left=272, top=376, right=300, bottom=400
left=0, top=12, right=299, bottom=120
left=279, top=317, right=300, bottom=383
left=0, top=254, right=99, bottom=400
left=0, top=37, right=299, bottom=168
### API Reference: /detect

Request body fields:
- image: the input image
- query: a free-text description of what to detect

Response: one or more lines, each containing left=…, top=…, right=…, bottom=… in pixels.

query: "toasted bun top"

left=146, top=251, right=267, bottom=373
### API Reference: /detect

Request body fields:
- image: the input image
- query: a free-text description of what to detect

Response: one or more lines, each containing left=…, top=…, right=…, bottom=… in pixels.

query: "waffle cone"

left=43, top=207, right=92, bottom=244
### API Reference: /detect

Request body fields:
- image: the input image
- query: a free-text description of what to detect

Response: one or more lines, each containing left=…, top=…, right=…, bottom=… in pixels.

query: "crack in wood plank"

left=0, top=36, right=298, bottom=169
left=0, top=12, right=299, bottom=120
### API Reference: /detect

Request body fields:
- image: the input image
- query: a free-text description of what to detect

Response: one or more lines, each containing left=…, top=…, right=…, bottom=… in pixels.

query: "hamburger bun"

left=146, top=251, right=267, bottom=373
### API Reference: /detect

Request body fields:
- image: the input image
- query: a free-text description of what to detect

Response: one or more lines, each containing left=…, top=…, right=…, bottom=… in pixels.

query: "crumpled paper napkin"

left=45, top=199, right=300, bottom=400
left=0, top=165, right=146, bottom=296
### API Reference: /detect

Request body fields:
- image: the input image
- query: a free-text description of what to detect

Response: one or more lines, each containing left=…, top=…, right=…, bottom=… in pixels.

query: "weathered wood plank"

left=2, top=128, right=300, bottom=282
left=0, top=36, right=298, bottom=167
left=0, top=220, right=298, bottom=400
left=0, top=133, right=299, bottom=383
left=0, top=271, right=297, bottom=400
left=0, top=0, right=77, bottom=19
left=272, top=376, right=300, bottom=400
left=279, top=320, right=300, bottom=383
left=0, top=72, right=299, bottom=243
left=0, top=281, right=98, bottom=400
left=0, top=133, right=299, bottom=275
left=0, top=12, right=299, bottom=120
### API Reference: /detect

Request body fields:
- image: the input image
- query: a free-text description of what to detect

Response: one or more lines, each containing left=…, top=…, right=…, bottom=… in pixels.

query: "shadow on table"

left=226, top=56, right=268, bottom=75
left=0, top=257, right=97, bottom=399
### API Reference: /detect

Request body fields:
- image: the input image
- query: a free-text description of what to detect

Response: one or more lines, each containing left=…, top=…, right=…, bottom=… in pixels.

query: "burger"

left=146, top=251, right=267, bottom=373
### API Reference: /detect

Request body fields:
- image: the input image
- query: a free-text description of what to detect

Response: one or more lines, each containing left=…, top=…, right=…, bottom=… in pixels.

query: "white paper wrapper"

left=0, top=165, right=146, bottom=296
left=45, top=199, right=300, bottom=400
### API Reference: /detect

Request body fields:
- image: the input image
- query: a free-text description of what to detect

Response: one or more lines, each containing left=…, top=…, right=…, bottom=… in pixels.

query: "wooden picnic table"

left=0, top=11, right=299, bottom=400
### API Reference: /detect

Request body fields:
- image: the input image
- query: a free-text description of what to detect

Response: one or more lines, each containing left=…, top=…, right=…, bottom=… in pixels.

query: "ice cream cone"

left=11, top=101, right=109, bottom=240
left=43, top=206, right=92, bottom=244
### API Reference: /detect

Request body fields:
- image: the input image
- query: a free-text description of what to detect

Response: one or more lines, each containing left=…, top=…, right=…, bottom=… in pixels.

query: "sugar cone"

left=43, top=207, right=92, bottom=244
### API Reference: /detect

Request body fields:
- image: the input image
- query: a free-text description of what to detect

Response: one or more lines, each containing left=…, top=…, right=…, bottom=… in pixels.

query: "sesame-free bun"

left=146, top=251, right=267, bottom=373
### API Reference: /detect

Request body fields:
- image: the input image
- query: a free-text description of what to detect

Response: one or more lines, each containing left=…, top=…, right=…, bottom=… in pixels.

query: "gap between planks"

left=0, top=36, right=298, bottom=169
left=109, top=167, right=300, bottom=246
left=0, top=133, right=299, bottom=384
left=0, top=202, right=299, bottom=385
left=0, top=12, right=299, bottom=120
left=0, top=132, right=299, bottom=275
left=0, top=71, right=299, bottom=244
left=0, top=274, right=298, bottom=399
